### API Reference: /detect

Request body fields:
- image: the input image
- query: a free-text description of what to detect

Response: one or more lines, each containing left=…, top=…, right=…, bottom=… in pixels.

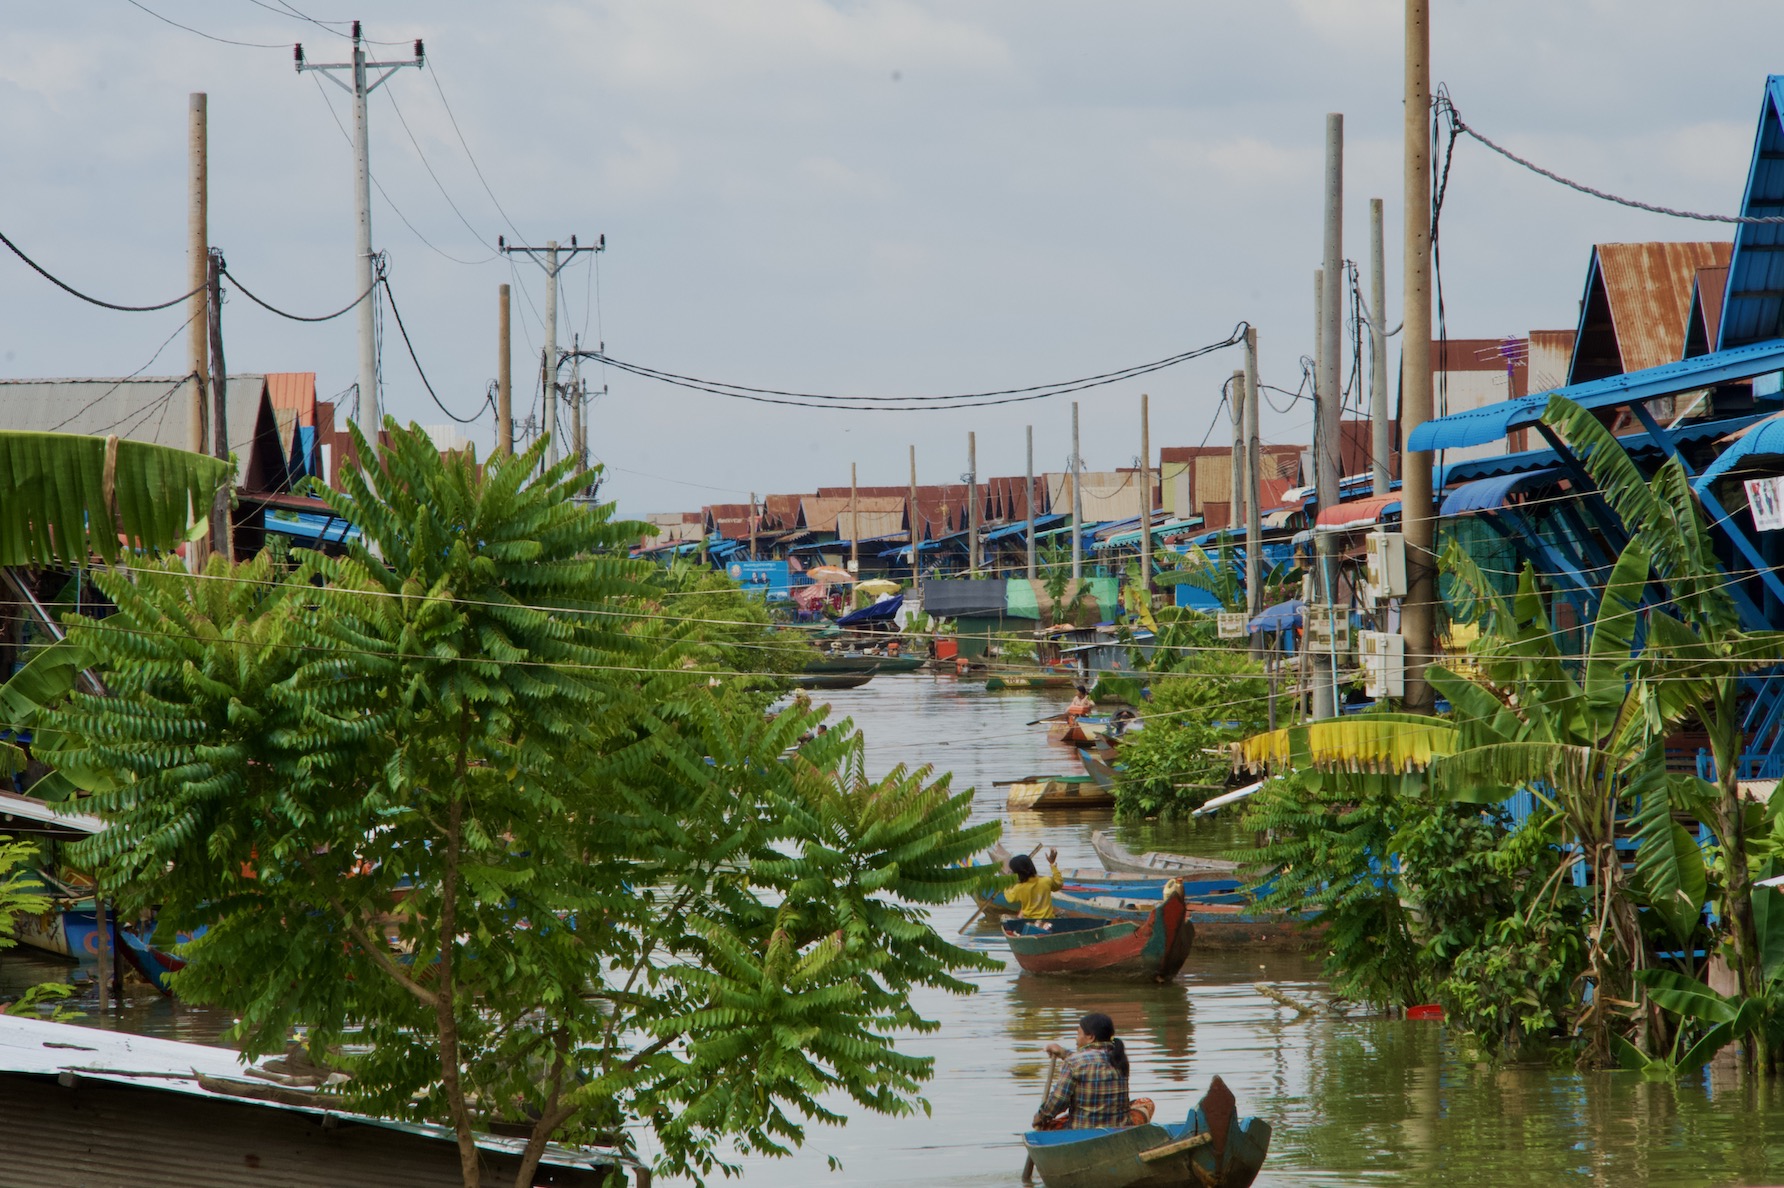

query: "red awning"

left=1314, top=494, right=1401, bottom=531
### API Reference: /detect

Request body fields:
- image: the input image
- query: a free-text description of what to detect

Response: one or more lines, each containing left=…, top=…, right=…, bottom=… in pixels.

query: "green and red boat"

left=1000, top=884, right=1194, bottom=980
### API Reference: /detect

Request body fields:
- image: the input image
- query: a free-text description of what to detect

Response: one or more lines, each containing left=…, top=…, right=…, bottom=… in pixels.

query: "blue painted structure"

left=724, top=559, right=797, bottom=600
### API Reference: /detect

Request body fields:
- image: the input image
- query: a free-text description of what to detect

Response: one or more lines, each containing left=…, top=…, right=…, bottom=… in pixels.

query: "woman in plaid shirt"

left=1034, top=1012, right=1132, bottom=1129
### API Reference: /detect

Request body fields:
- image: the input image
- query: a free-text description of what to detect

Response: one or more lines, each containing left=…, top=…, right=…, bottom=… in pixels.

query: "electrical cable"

left=123, top=0, right=289, bottom=48
left=1438, top=90, right=1784, bottom=225
left=423, top=60, right=527, bottom=242
left=220, top=266, right=374, bottom=323
left=378, top=276, right=487, bottom=425
left=381, top=85, right=499, bottom=263
left=0, top=228, right=205, bottom=313
left=48, top=313, right=198, bottom=431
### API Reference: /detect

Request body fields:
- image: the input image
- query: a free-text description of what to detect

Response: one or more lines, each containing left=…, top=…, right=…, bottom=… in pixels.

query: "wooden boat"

left=1023, top=1075, right=1271, bottom=1188
left=1049, top=715, right=1112, bottom=745
left=986, top=671, right=1078, bottom=691
left=1050, top=891, right=1312, bottom=951
left=1079, top=747, right=1118, bottom=790
left=1092, top=830, right=1241, bottom=878
left=1006, top=775, right=1117, bottom=812
left=867, top=654, right=924, bottom=673
left=802, top=653, right=883, bottom=675
left=971, top=846, right=1240, bottom=918
left=1001, top=885, right=1193, bottom=980
left=793, top=671, right=875, bottom=690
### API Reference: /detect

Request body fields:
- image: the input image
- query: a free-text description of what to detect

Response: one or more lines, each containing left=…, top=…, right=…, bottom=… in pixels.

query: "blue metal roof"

left=1407, top=339, right=1784, bottom=453
left=1435, top=412, right=1771, bottom=486
left=1439, top=467, right=1561, bottom=516
left=983, top=514, right=1067, bottom=542
left=1693, top=413, right=1784, bottom=490
left=1721, top=76, right=1784, bottom=350
left=263, top=509, right=359, bottom=543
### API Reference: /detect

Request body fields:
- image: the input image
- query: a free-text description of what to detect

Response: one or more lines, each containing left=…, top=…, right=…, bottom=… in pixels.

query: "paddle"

left=1025, top=712, right=1071, bottom=726
left=1020, top=1053, right=1062, bottom=1185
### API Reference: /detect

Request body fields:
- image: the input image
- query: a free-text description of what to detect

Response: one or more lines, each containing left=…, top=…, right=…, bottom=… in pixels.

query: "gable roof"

left=1721, top=75, right=1784, bottom=349
left=1568, top=242, right=1732, bottom=383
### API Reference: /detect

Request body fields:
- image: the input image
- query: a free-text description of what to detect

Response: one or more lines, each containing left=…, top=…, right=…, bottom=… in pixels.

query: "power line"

left=0, top=227, right=205, bottom=313
left=1438, top=89, right=1784, bottom=225
left=379, top=276, right=488, bottom=425
left=577, top=329, right=1248, bottom=412
left=381, top=84, right=498, bottom=263
left=422, top=59, right=526, bottom=241
left=122, top=0, right=289, bottom=48
left=221, top=265, right=375, bottom=323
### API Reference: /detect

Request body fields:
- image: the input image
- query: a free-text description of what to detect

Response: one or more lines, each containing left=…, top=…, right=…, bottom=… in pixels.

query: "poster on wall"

left=1745, top=476, right=1784, bottom=531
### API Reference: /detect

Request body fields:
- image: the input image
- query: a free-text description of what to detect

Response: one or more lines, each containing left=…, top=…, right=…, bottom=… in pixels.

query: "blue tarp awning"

left=1440, top=467, right=1562, bottom=516
left=836, top=593, right=904, bottom=627
left=1693, top=413, right=1784, bottom=491
left=984, top=514, right=1067, bottom=542
left=1249, top=598, right=1304, bottom=634
left=1408, top=338, right=1784, bottom=453
left=1434, top=413, right=1772, bottom=486
left=263, top=510, right=360, bottom=543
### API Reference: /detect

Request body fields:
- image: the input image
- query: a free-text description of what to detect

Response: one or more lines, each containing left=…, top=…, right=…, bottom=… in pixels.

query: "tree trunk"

left=439, top=716, right=482, bottom=1187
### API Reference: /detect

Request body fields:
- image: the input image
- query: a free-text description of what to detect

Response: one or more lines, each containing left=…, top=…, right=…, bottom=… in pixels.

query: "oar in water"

left=1026, top=712, right=1071, bottom=726
left=1020, top=1053, right=1063, bottom=1185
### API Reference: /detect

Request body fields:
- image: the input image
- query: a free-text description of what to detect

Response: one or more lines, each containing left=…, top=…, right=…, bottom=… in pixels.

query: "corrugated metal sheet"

left=1685, top=267, right=1730, bottom=359
left=0, top=375, right=284, bottom=491
left=761, top=494, right=807, bottom=530
left=798, top=495, right=906, bottom=536
left=265, top=372, right=318, bottom=426
left=1526, top=329, right=1577, bottom=392
left=1720, top=76, right=1784, bottom=349
left=1582, top=241, right=1732, bottom=376
left=1315, top=494, right=1400, bottom=530
left=1045, top=471, right=1145, bottom=522
left=1194, top=456, right=1234, bottom=505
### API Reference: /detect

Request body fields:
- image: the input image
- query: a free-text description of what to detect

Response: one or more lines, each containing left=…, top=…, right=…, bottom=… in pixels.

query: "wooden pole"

left=1025, top=425, right=1036, bottom=580
left=1139, top=394, right=1152, bottom=599
left=909, top=445, right=920, bottom=584
left=748, top=492, right=758, bottom=561
left=1401, top=0, right=1436, bottom=712
left=1244, top=327, right=1264, bottom=654
left=1311, top=266, right=1335, bottom=721
left=207, top=251, right=232, bottom=559
left=1070, top=402, right=1082, bottom=583
left=1369, top=198, right=1391, bottom=495
left=94, top=880, right=112, bottom=1014
left=850, top=463, right=860, bottom=574
left=967, top=431, right=979, bottom=576
left=188, top=94, right=209, bottom=457
left=1229, top=370, right=1245, bottom=531
left=497, top=284, right=513, bottom=456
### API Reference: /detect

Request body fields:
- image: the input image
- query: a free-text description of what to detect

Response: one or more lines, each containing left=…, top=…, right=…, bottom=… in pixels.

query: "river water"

left=13, top=671, right=1784, bottom=1185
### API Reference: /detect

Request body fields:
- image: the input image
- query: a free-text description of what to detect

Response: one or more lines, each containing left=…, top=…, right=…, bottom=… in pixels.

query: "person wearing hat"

left=1005, top=848, right=1063, bottom=919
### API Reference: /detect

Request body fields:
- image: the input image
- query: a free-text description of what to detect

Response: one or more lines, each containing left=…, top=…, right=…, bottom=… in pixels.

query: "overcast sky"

left=3, top=1, right=1779, bottom=516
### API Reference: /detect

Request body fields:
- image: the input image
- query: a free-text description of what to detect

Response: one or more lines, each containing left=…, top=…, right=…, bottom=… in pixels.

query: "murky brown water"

left=14, top=670, right=1784, bottom=1185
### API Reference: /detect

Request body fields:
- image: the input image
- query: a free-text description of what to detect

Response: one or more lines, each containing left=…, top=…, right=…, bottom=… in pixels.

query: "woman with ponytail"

left=1033, top=1012, right=1151, bottom=1129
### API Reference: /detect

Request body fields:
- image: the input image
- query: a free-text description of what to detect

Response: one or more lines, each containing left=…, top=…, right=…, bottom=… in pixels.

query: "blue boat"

left=1023, top=1075, right=1271, bottom=1188
left=1050, top=889, right=1314, bottom=952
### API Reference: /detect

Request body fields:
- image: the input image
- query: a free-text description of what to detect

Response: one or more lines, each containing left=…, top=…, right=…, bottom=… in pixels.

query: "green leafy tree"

left=1112, top=641, right=1269, bottom=819
left=40, top=423, right=998, bottom=1187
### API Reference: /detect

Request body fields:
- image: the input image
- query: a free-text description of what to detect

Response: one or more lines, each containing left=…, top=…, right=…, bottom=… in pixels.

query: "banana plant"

left=1613, top=967, right=1768, bottom=1078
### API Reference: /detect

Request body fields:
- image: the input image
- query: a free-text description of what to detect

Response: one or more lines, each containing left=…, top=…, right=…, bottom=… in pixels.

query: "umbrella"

left=856, top=578, right=901, bottom=597
left=806, top=566, right=857, bottom=584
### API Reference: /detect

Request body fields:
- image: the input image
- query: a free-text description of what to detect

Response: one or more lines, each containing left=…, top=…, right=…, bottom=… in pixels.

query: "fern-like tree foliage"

left=38, top=423, right=999, bottom=1188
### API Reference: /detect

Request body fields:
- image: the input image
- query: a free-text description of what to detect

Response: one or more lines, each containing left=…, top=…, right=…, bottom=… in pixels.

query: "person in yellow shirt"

left=1005, top=849, right=1063, bottom=919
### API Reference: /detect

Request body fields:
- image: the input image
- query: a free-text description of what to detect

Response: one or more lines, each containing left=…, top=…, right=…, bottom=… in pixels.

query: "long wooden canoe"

left=1001, top=886, right=1193, bottom=980
left=1048, top=716, right=1111, bottom=745
left=1023, top=1075, right=1271, bottom=1188
left=1006, top=776, right=1117, bottom=812
left=1050, top=891, right=1314, bottom=952
left=1091, top=830, right=1240, bottom=878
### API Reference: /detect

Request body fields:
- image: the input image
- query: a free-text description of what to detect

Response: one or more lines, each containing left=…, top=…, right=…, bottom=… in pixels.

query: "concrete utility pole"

left=207, top=250, right=231, bottom=558
left=496, top=284, right=512, bottom=455
left=569, top=333, right=586, bottom=471
left=1071, top=402, right=1084, bottom=583
left=909, top=445, right=920, bottom=584
left=1025, top=425, right=1037, bottom=580
left=1401, top=0, right=1436, bottom=712
left=1313, top=113, right=1345, bottom=721
left=1312, top=264, right=1335, bottom=721
left=1139, top=394, right=1153, bottom=600
left=188, top=93, right=209, bottom=459
left=967, top=432, right=979, bottom=576
left=1229, top=370, right=1245, bottom=531
left=850, top=462, right=860, bottom=574
left=498, top=234, right=602, bottom=466
left=1369, top=198, right=1391, bottom=496
left=296, top=24, right=423, bottom=452
left=1244, top=327, right=1263, bottom=644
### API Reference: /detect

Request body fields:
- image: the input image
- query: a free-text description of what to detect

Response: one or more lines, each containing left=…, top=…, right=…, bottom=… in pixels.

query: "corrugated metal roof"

left=1721, top=76, right=1784, bottom=349
left=798, top=495, right=907, bottom=535
left=1408, top=339, right=1784, bottom=453
left=761, top=494, right=808, bottom=529
left=265, top=372, right=318, bottom=426
left=1045, top=471, right=1147, bottom=522
left=1686, top=267, right=1730, bottom=358
left=0, top=1014, right=633, bottom=1184
left=0, top=375, right=284, bottom=491
left=1439, top=467, right=1562, bottom=516
left=1314, top=494, right=1400, bottom=531
left=1693, top=411, right=1784, bottom=489
left=1571, top=242, right=1732, bottom=380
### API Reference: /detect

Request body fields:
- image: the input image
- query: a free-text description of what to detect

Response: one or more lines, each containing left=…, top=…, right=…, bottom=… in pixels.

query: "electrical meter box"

left=1359, top=629, right=1406, bottom=698
left=1365, top=531, right=1408, bottom=600
left=1305, top=613, right=1351, bottom=658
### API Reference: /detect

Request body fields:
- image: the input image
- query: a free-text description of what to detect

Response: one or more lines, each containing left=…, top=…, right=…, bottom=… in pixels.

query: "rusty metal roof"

left=798, top=494, right=907, bottom=535
left=1686, top=266, right=1730, bottom=358
left=265, top=372, right=318, bottom=426
left=1571, top=242, right=1733, bottom=381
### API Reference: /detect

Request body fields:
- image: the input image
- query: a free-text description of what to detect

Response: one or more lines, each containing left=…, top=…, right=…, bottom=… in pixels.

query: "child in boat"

left=1005, top=849, right=1063, bottom=919
left=1066, top=686, right=1095, bottom=721
left=1034, top=1012, right=1152, bottom=1130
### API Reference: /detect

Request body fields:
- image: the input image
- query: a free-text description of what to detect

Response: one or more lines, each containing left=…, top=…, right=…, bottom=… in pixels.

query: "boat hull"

left=1051, top=892, right=1314, bottom=951
left=1024, top=1077, right=1271, bottom=1188
left=1006, top=777, right=1117, bottom=812
left=1049, top=716, right=1111, bottom=745
left=1001, top=889, right=1193, bottom=980
left=1091, top=830, right=1241, bottom=878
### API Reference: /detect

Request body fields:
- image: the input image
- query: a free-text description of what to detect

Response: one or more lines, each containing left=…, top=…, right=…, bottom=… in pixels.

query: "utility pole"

left=909, top=445, right=920, bottom=584
left=207, top=250, right=231, bottom=559
left=1139, top=394, right=1152, bottom=601
left=967, top=431, right=979, bottom=577
left=1313, top=113, right=1345, bottom=721
left=1312, top=264, right=1335, bottom=720
left=1229, top=370, right=1245, bottom=531
left=296, top=24, right=423, bottom=452
left=749, top=492, right=758, bottom=562
left=1369, top=198, right=1391, bottom=496
left=498, top=234, right=603, bottom=466
left=1071, top=402, right=1083, bottom=583
left=1025, top=425, right=1037, bottom=580
left=1402, top=0, right=1436, bottom=712
left=850, top=462, right=860, bottom=574
left=569, top=333, right=585, bottom=471
left=496, top=284, right=512, bottom=455
left=1244, top=327, right=1263, bottom=651
left=188, top=93, right=209, bottom=459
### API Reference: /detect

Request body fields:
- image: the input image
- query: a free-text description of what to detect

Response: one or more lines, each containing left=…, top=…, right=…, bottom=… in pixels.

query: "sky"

left=2, top=1, right=1779, bottom=518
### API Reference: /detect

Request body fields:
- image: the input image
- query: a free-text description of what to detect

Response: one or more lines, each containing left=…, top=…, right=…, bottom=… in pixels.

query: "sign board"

left=1305, top=613, right=1350, bottom=656
left=1746, top=476, right=1784, bottom=531
left=1216, top=612, right=1248, bottom=639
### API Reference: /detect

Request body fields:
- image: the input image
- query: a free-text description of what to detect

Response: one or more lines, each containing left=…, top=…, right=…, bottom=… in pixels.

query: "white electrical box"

left=1305, top=613, right=1351, bottom=658
left=1216, top=612, right=1248, bottom=639
left=1359, top=629, right=1406, bottom=698
left=1365, top=531, right=1408, bottom=600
